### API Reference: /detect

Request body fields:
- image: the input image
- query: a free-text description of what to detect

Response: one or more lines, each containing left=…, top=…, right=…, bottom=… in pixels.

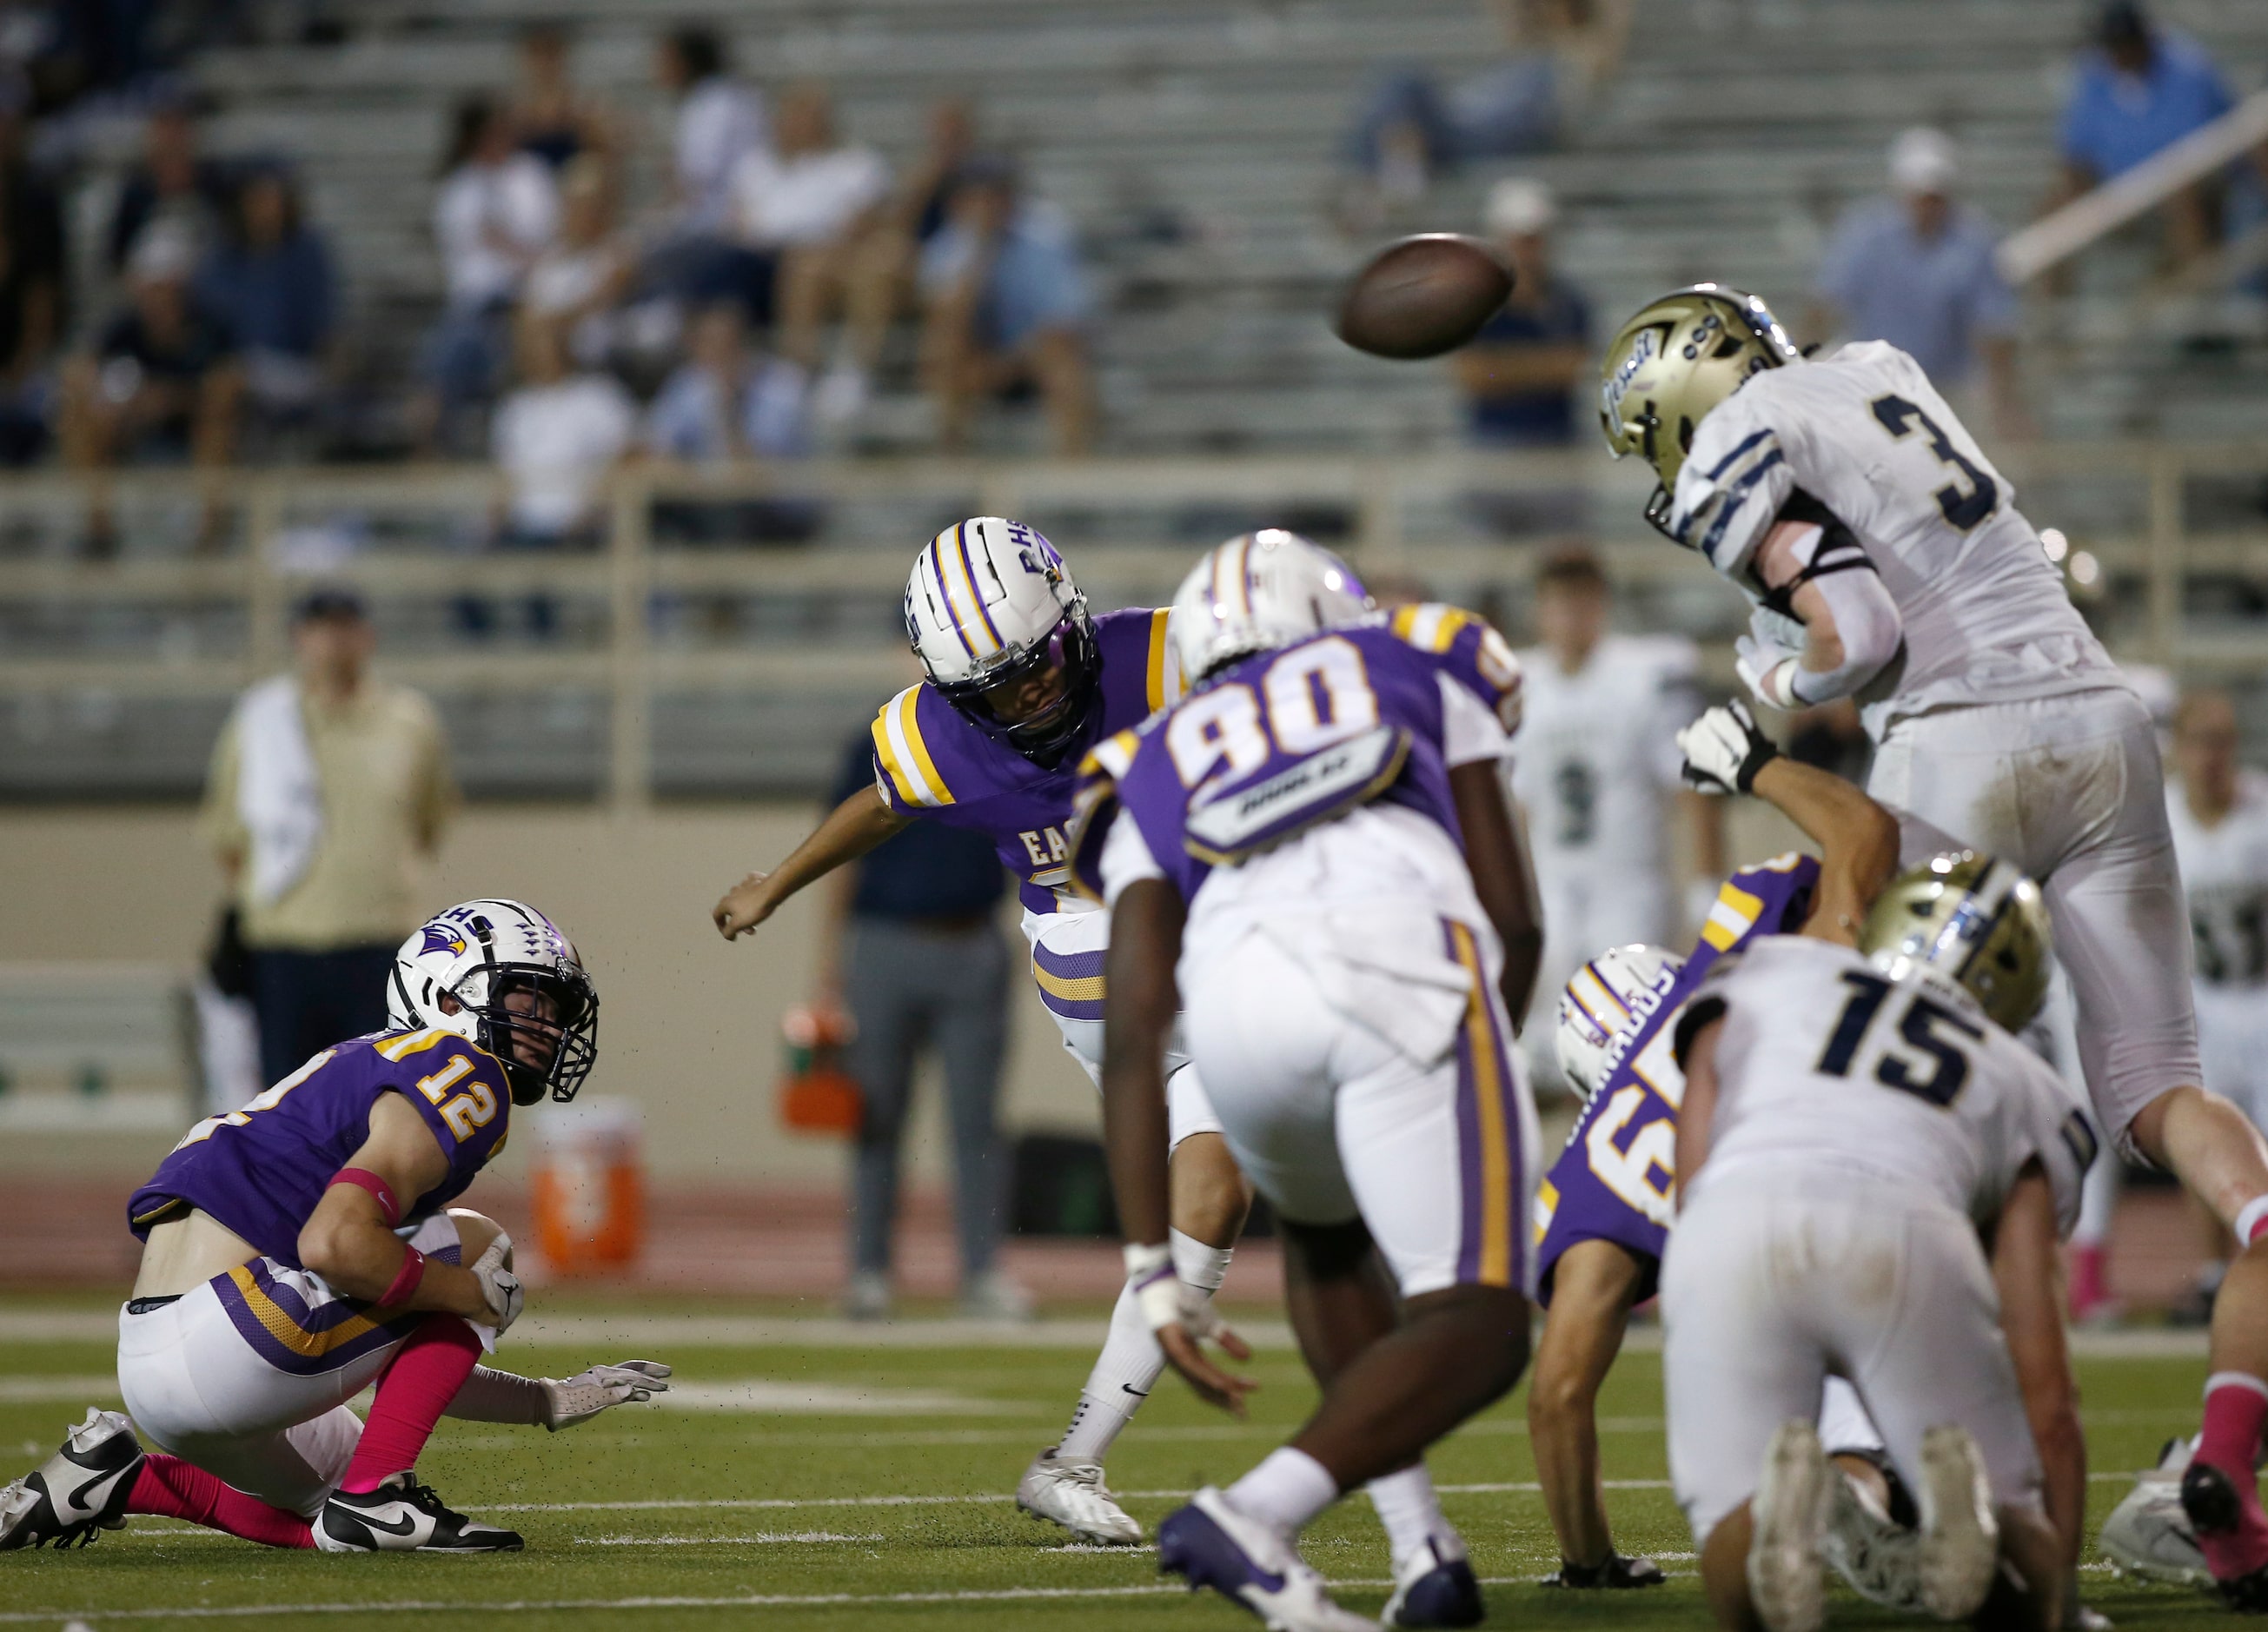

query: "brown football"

left=1333, top=234, right=1515, bottom=361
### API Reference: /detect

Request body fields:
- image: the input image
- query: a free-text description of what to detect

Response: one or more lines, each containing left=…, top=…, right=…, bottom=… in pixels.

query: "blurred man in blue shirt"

left=1813, top=128, right=2029, bottom=438
left=818, top=728, right=1027, bottom=1323
left=2052, top=2, right=2238, bottom=270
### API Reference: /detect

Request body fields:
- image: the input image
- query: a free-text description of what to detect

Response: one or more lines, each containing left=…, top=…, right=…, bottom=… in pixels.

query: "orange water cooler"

left=530, top=1098, right=646, bottom=1275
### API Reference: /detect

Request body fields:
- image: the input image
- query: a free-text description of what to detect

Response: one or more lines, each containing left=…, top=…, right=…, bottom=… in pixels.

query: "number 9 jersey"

left=1666, top=340, right=2123, bottom=740
left=1532, top=852, right=1819, bottom=1307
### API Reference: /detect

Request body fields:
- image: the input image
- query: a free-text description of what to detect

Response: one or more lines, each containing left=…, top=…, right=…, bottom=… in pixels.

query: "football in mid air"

left=1333, top=234, right=1515, bottom=361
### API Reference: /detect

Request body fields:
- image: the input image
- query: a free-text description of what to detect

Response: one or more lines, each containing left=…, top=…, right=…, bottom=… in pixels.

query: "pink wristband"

left=377, top=1244, right=426, bottom=1308
left=328, top=1167, right=402, bottom=1228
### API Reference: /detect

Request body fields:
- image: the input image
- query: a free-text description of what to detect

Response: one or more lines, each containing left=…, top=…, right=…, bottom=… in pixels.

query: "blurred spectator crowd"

left=0, top=11, right=1099, bottom=557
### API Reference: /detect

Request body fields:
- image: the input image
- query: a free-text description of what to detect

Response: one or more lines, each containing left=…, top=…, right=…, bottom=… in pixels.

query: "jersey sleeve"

left=366, top=1028, right=514, bottom=1194
left=1146, top=607, right=1184, bottom=712
left=1668, top=392, right=1794, bottom=578
left=1064, top=727, right=1139, bottom=903
left=1390, top=603, right=1523, bottom=732
left=869, top=684, right=955, bottom=813
left=1098, top=801, right=1168, bottom=908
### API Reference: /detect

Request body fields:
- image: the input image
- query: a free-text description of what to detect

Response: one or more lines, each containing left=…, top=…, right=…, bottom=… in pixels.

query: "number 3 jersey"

left=1676, top=936, right=2096, bottom=1233
left=1533, top=852, right=1819, bottom=1306
left=1069, top=606, right=1522, bottom=924
left=128, top=1031, right=512, bottom=1269
left=1667, top=340, right=2123, bottom=740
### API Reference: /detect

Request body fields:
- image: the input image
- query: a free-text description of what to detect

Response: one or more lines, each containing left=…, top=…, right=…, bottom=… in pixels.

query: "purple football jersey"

left=872, top=607, right=1177, bottom=915
left=129, top=1029, right=514, bottom=1268
left=1069, top=605, right=1523, bottom=906
left=1532, top=852, right=1821, bottom=1306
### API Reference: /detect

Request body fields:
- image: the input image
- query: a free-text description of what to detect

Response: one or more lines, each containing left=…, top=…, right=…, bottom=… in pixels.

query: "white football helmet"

left=1555, top=944, right=1686, bottom=1099
left=903, top=516, right=1099, bottom=766
left=388, top=899, right=599, bottom=1105
left=1168, top=529, right=1373, bottom=686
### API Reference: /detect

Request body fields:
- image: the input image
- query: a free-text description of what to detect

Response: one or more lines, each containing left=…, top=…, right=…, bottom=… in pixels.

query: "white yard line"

left=0, top=1576, right=1582, bottom=1622
left=574, top=1533, right=885, bottom=1545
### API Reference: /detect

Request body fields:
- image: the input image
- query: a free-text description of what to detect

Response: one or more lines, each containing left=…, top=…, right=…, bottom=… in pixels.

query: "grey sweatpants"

left=844, top=915, right=1011, bottom=1279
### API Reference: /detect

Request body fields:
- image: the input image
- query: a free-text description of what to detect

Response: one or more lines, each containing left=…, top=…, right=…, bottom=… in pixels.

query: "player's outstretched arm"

left=1450, top=760, right=1545, bottom=1030
left=1734, top=514, right=1903, bottom=712
left=297, top=1093, right=520, bottom=1329
left=1529, top=1240, right=1650, bottom=1577
left=1677, top=702, right=1899, bottom=945
left=1992, top=1162, right=2086, bottom=1593
left=1103, top=879, right=1255, bottom=1416
left=712, top=783, right=912, bottom=940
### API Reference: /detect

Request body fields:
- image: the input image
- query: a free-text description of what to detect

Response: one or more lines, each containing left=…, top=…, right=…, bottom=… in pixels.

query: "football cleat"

left=0, top=1408, right=144, bottom=1551
left=1157, top=1487, right=1377, bottom=1631
left=1914, top=1424, right=2000, bottom=1622
left=1382, top=1535, right=1483, bottom=1626
left=2099, top=1437, right=2209, bottom=1589
left=314, top=1474, right=522, bottom=1553
left=2179, top=1458, right=2268, bottom=1609
left=1538, top=1551, right=1666, bottom=1589
left=1017, top=1449, right=1143, bottom=1544
left=1747, top=1419, right=1833, bottom=1632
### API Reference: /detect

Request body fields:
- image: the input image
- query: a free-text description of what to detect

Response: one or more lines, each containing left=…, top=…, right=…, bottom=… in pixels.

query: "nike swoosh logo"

left=1118, top=1385, right=1151, bottom=1399
left=349, top=1509, right=421, bottom=1537
left=54, top=1469, right=130, bottom=1521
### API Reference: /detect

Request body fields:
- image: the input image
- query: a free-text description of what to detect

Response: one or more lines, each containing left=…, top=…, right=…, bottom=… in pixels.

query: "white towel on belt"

left=234, top=675, right=323, bottom=906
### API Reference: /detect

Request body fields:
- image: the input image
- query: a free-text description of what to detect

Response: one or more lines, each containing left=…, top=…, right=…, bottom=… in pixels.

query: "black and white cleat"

left=0, top=1408, right=145, bottom=1551
left=315, top=1473, right=524, bottom=1553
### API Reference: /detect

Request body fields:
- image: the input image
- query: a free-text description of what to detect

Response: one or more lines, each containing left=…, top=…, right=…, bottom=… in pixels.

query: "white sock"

left=1229, top=1447, right=1340, bottom=1536
left=1057, top=1282, right=1164, bottom=1462
left=1366, top=1463, right=1460, bottom=1570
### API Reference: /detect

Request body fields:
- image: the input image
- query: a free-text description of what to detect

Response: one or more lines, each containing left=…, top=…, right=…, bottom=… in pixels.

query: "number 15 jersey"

left=1676, top=935, right=2097, bottom=1234
left=1668, top=341, right=2124, bottom=739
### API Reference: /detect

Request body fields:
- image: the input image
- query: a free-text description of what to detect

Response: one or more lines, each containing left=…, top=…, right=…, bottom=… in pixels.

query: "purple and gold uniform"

left=1079, top=605, right=1537, bottom=1298
left=127, top=1032, right=509, bottom=1373
left=871, top=605, right=1177, bottom=918
left=1531, top=852, right=1820, bottom=1306
left=1071, top=605, right=1522, bottom=906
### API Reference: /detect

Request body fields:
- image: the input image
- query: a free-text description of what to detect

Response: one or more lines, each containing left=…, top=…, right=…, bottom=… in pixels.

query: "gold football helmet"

left=1597, top=284, right=1801, bottom=530
left=1857, top=851, right=2052, bottom=1033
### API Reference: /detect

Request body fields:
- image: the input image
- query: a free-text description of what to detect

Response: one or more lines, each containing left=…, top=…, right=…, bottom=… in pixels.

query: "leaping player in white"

left=1600, top=283, right=2268, bottom=1609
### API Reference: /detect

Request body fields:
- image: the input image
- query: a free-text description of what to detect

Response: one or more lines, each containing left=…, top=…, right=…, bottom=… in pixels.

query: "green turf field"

left=0, top=1299, right=2232, bottom=1629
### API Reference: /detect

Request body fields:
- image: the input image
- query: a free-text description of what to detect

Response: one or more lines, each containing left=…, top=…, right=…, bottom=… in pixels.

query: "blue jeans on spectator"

left=249, top=943, right=395, bottom=1090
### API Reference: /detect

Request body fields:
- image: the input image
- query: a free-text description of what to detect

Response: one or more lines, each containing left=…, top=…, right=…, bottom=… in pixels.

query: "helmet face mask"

left=1857, top=852, right=2052, bottom=1034
left=390, top=900, right=600, bottom=1105
left=1597, top=283, right=1802, bottom=533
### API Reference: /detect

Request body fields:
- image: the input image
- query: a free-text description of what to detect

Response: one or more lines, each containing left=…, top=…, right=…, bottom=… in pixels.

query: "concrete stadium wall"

left=0, top=798, right=1809, bottom=1189
left=0, top=803, right=1104, bottom=1189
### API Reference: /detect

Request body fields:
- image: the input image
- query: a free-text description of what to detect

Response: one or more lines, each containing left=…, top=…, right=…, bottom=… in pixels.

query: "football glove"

left=468, top=1235, right=524, bottom=1336
left=1679, top=701, right=1781, bottom=796
left=540, top=1360, right=673, bottom=1431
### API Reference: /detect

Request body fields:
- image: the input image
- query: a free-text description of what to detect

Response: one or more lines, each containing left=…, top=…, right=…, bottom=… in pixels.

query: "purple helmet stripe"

left=957, top=521, right=1008, bottom=652
left=928, top=541, right=978, bottom=659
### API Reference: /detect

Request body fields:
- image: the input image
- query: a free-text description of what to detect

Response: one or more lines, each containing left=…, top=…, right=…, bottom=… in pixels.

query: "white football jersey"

left=1681, top=936, right=2096, bottom=1235
left=2168, top=771, right=2268, bottom=988
left=1668, top=342, right=2125, bottom=739
left=1510, top=634, right=1697, bottom=878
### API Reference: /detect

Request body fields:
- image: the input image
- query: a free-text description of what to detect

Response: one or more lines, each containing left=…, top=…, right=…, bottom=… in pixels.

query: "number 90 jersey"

left=1668, top=341, right=2122, bottom=740
left=127, top=1031, right=514, bottom=1268
left=1677, top=936, right=2097, bottom=1235
left=1067, top=605, right=1522, bottom=910
left=1533, top=852, right=1818, bottom=1306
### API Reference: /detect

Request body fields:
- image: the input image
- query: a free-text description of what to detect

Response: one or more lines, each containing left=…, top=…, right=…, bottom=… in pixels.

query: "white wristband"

left=1760, top=657, right=1800, bottom=711
left=1123, top=1241, right=1180, bottom=1331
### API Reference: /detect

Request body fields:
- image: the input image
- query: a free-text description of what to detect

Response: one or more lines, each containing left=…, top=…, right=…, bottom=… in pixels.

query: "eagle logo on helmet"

left=419, top=924, right=468, bottom=958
